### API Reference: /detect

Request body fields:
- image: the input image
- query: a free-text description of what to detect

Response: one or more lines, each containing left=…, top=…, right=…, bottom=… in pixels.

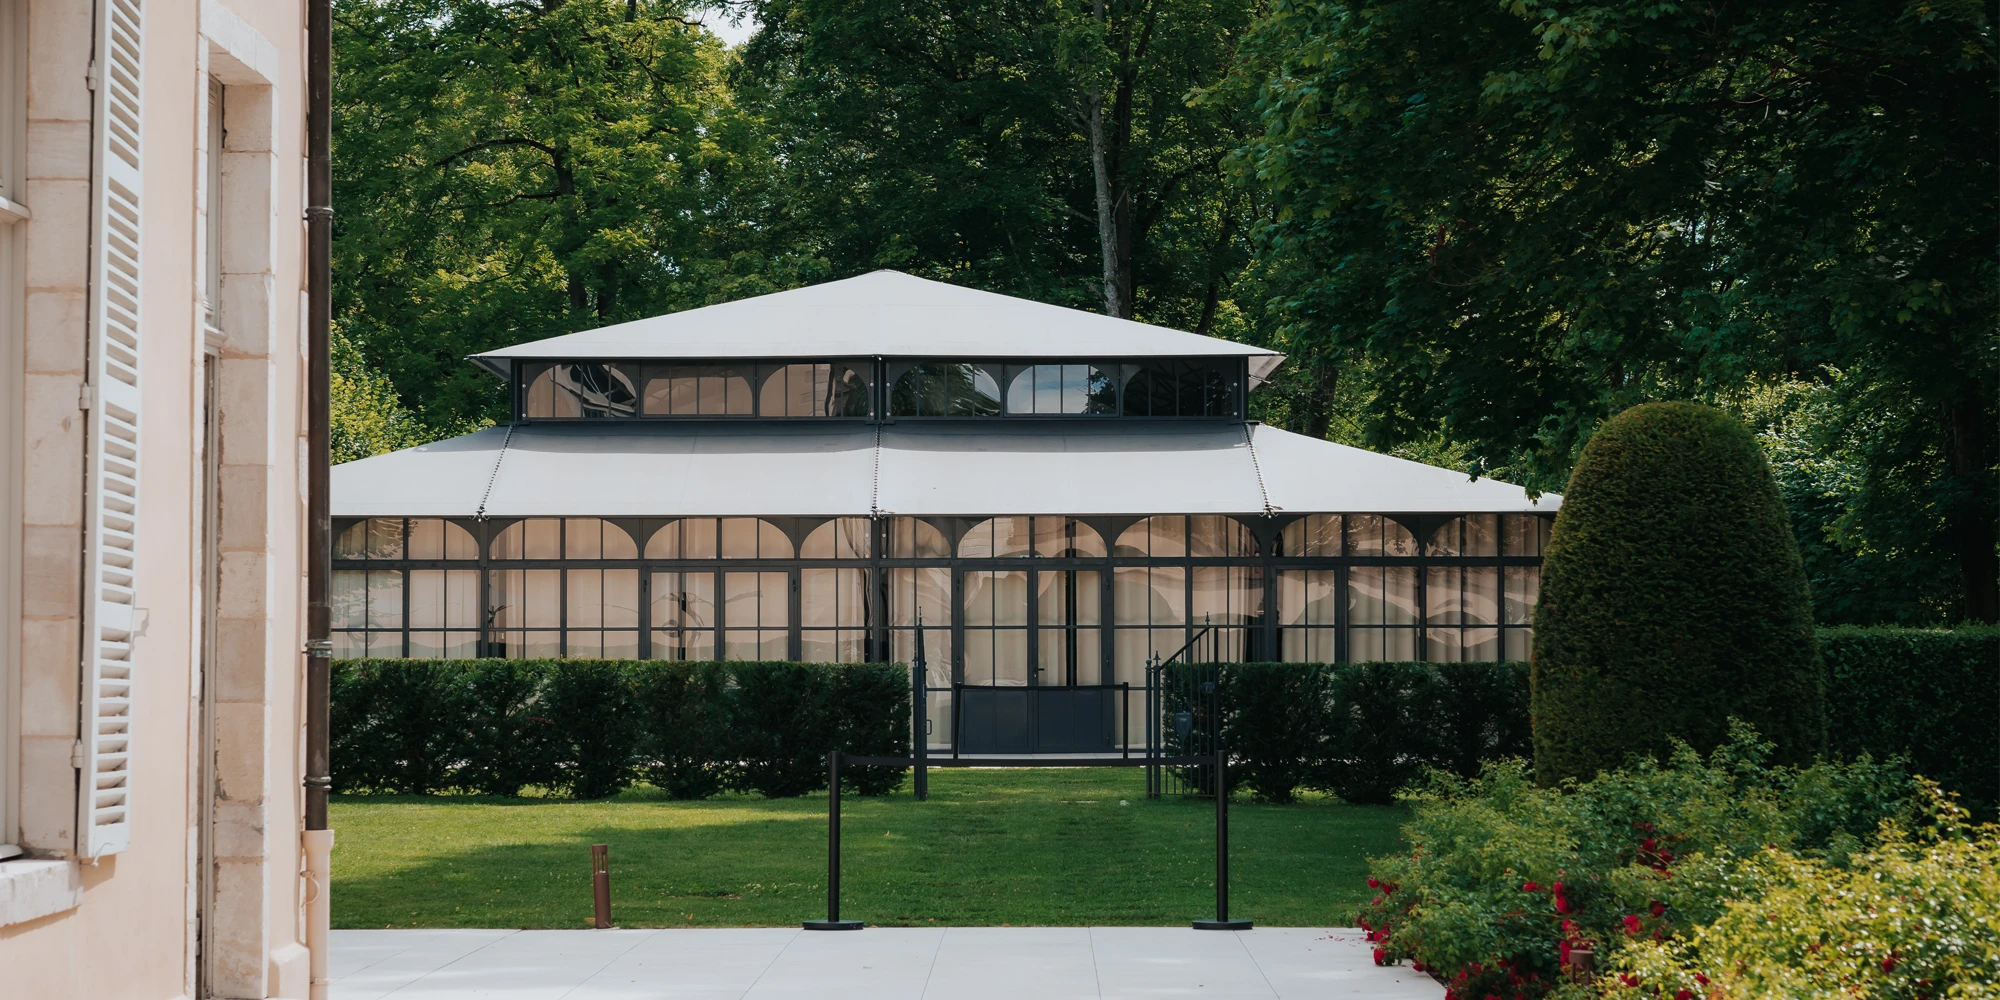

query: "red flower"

left=1619, top=974, right=1641, bottom=988
left=1674, top=991, right=1694, bottom=1000
left=1553, top=881, right=1572, bottom=914
left=1372, top=948, right=1387, bottom=966
left=1623, top=914, right=1643, bottom=935
left=1522, top=881, right=1540, bottom=892
left=1368, top=876, right=1380, bottom=889
left=1695, top=974, right=1709, bottom=987
left=1882, top=953, right=1898, bottom=973
left=1650, top=901, right=1666, bottom=918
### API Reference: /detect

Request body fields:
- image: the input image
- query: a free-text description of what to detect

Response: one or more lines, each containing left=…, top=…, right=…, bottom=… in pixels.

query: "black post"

left=804, top=751, right=863, bottom=930
left=912, top=660, right=928, bottom=801
left=1193, top=737, right=1252, bottom=930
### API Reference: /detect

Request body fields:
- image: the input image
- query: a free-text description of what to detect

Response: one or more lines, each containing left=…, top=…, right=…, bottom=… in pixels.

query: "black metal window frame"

left=331, top=512, right=1549, bottom=667
left=507, top=357, right=1251, bottom=424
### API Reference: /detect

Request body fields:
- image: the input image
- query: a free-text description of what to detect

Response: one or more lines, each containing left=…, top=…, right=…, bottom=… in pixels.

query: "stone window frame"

left=0, top=0, right=26, bottom=863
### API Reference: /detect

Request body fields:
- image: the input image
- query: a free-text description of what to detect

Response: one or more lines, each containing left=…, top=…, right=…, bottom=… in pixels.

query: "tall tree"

left=333, top=0, right=810, bottom=430
left=1234, top=0, right=1997, bottom=621
left=739, top=0, right=1260, bottom=326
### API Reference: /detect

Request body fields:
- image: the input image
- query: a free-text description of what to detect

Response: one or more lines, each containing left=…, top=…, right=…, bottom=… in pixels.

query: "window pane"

left=720, top=518, right=757, bottom=558
left=1349, top=566, right=1417, bottom=625
left=1504, top=627, right=1532, bottom=661
left=1113, top=565, right=1185, bottom=626
left=332, top=570, right=367, bottom=629
left=366, top=631, right=403, bottom=658
left=1504, top=566, right=1540, bottom=625
left=802, top=517, right=872, bottom=558
left=367, top=570, right=404, bottom=629
left=409, top=570, right=446, bottom=629
left=801, top=568, right=868, bottom=629
left=890, top=518, right=950, bottom=559
left=1346, top=514, right=1418, bottom=557
left=334, top=522, right=369, bottom=559
left=1033, top=517, right=1106, bottom=558
left=891, top=567, right=951, bottom=627
left=1189, top=515, right=1254, bottom=557
left=1114, top=516, right=1186, bottom=558
left=1280, top=515, right=1339, bottom=557
left=330, top=631, right=362, bottom=660
left=1279, top=569, right=1337, bottom=627
left=365, top=517, right=404, bottom=559
left=645, top=521, right=680, bottom=560
left=1281, top=627, right=1337, bottom=663
left=1193, top=566, right=1263, bottom=625
left=526, top=570, right=560, bottom=628
left=407, top=519, right=444, bottom=559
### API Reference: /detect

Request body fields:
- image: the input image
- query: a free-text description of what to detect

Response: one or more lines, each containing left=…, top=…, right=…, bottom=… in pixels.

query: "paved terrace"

left=332, top=927, right=1444, bottom=999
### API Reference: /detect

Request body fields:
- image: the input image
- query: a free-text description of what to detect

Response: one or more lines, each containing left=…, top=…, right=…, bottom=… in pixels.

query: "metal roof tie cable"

left=474, top=423, right=516, bottom=521
left=1243, top=422, right=1276, bottom=515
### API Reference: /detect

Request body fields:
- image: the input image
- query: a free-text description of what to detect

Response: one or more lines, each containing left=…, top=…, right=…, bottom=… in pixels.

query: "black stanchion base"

left=803, top=919, right=865, bottom=931
left=1192, top=919, right=1254, bottom=931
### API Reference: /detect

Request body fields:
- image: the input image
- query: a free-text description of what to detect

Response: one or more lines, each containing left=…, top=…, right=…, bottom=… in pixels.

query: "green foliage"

left=1359, top=725, right=1915, bottom=1000
left=330, top=325, right=457, bottom=464
left=1610, top=785, right=2000, bottom=1000
left=1231, top=0, right=1999, bottom=618
left=1167, top=661, right=1532, bottom=805
left=1822, top=626, right=2000, bottom=820
left=329, top=659, right=908, bottom=799
left=1534, top=403, right=1826, bottom=784
left=333, top=0, right=809, bottom=433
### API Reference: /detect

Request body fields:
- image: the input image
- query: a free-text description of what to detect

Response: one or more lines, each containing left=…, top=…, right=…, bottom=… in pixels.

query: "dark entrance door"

left=956, top=685, right=1117, bottom=754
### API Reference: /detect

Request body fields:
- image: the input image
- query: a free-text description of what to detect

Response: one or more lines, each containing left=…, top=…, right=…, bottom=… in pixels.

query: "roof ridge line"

left=1243, top=422, right=1276, bottom=515
left=475, top=423, right=516, bottom=520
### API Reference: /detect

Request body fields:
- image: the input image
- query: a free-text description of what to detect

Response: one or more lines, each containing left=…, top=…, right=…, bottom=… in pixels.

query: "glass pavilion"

left=331, top=271, right=1558, bottom=747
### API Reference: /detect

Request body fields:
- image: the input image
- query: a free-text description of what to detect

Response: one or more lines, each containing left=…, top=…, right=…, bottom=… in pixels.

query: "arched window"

left=889, top=518, right=950, bottom=558
left=1031, top=517, right=1105, bottom=558
left=802, top=517, right=873, bottom=558
left=490, top=518, right=635, bottom=560
left=1501, top=513, right=1552, bottom=556
left=756, top=363, right=872, bottom=417
left=524, top=363, right=639, bottom=418
left=1119, top=362, right=1235, bottom=417
left=646, top=519, right=718, bottom=559
left=1345, top=514, right=1418, bottom=557
left=1003, top=364, right=1116, bottom=414
left=1279, top=514, right=1339, bottom=557
left=722, top=518, right=793, bottom=558
left=958, top=516, right=1032, bottom=558
left=1189, top=515, right=1256, bottom=557
left=1114, top=516, right=1187, bottom=558
left=890, top=363, right=1001, bottom=416
left=1428, top=514, right=1498, bottom=557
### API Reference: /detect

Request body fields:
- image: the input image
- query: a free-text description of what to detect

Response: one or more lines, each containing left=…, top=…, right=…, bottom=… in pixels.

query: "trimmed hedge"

left=1534, top=402, right=1827, bottom=784
left=331, top=659, right=909, bottom=799
left=1166, top=661, right=1533, bottom=805
left=1175, top=627, right=1995, bottom=812
left=1820, top=625, right=2000, bottom=817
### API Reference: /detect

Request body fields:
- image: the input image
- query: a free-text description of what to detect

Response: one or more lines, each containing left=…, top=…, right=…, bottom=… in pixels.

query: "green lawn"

left=331, top=768, right=1407, bottom=929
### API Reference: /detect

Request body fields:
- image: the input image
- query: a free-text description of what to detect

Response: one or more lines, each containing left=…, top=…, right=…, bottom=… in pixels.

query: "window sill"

left=0, top=858, right=82, bottom=927
left=0, top=192, right=29, bottom=224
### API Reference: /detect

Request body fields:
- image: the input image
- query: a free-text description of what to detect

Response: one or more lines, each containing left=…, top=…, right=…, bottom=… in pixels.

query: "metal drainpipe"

left=303, top=0, right=334, bottom=997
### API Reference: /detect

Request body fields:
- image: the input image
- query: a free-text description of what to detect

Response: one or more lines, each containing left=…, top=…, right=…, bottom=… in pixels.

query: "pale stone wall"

left=0, top=0, right=311, bottom=996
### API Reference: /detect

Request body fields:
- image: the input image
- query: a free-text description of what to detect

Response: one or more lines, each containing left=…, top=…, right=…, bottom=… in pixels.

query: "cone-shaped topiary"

left=1532, top=402, right=1825, bottom=784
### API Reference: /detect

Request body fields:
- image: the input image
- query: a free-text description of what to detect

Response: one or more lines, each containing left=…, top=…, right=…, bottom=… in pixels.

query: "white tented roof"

left=332, top=422, right=1559, bottom=519
left=470, top=271, right=1286, bottom=382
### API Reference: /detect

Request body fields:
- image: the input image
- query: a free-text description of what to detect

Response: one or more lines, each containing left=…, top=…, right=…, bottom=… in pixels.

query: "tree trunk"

left=1087, top=0, right=1124, bottom=319
left=1944, top=390, right=1999, bottom=622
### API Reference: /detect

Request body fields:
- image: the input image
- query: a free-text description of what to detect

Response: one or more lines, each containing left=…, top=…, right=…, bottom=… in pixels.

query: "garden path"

left=330, top=926, right=1443, bottom=999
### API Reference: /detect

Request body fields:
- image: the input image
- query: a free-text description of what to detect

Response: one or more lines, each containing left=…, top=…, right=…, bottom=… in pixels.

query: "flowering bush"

left=1356, top=723, right=1911, bottom=1000
left=1609, top=783, right=1999, bottom=1000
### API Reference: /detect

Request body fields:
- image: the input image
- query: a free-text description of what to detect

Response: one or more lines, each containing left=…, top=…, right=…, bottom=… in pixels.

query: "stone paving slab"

left=332, top=928, right=1442, bottom=1000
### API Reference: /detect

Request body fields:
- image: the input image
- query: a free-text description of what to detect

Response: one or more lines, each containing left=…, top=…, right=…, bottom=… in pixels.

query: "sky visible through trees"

left=330, top=0, right=1996, bottom=625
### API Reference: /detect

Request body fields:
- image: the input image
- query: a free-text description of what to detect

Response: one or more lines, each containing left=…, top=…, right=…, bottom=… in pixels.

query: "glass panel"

left=1189, top=515, right=1255, bottom=557
left=332, top=570, right=368, bottom=629
left=891, top=363, right=1001, bottom=416
left=1504, top=627, right=1532, bottom=661
left=651, top=625, right=716, bottom=661
left=1192, top=565, right=1263, bottom=625
left=366, top=570, right=404, bottom=629
left=1114, top=516, right=1187, bottom=558
left=1348, top=566, right=1418, bottom=625
left=1504, top=566, right=1540, bottom=625
left=406, top=519, right=477, bottom=560
left=1349, top=627, right=1418, bottom=662
left=366, top=631, right=403, bottom=658
left=1278, top=569, right=1336, bottom=626
left=549, top=363, right=638, bottom=418
left=409, top=570, right=444, bottom=629
left=890, top=518, right=950, bottom=558
left=334, top=521, right=370, bottom=559
left=1280, top=627, right=1337, bottom=663
left=1280, top=514, right=1340, bottom=557
left=802, top=517, right=872, bottom=558
left=1426, top=566, right=1498, bottom=625
left=330, top=632, right=362, bottom=660
left=1113, top=565, right=1185, bottom=626
left=1120, top=364, right=1172, bottom=416
left=361, top=517, right=404, bottom=559
left=1502, top=514, right=1552, bottom=557
left=960, top=516, right=1031, bottom=558
left=523, top=366, right=576, bottom=418
left=801, top=568, right=869, bottom=629
left=802, top=630, right=868, bottom=664
left=1033, top=517, right=1106, bottom=558
left=718, top=518, right=792, bottom=558
left=646, top=521, right=680, bottom=559
left=891, top=567, right=952, bottom=627
left=1346, top=514, right=1418, bottom=557
left=1428, top=515, right=1498, bottom=557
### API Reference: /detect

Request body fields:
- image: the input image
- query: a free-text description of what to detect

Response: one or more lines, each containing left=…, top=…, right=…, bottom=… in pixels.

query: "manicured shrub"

left=1223, top=663, right=1335, bottom=803
left=1358, top=724, right=1913, bottom=1000
left=630, top=660, right=732, bottom=800
left=456, top=660, right=557, bottom=797
left=1534, top=402, right=1826, bottom=784
left=537, top=660, right=644, bottom=799
left=833, top=662, right=912, bottom=796
left=1820, top=625, right=2000, bottom=819
left=728, top=662, right=839, bottom=798
left=330, top=658, right=465, bottom=794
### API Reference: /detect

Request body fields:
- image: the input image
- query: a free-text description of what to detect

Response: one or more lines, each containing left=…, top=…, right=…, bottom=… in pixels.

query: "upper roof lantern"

left=469, top=271, right=1286, bottom=381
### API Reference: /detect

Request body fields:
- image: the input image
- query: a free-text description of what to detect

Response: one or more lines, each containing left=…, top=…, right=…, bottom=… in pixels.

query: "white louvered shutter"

left=77, top=0, right=145, bottom=859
